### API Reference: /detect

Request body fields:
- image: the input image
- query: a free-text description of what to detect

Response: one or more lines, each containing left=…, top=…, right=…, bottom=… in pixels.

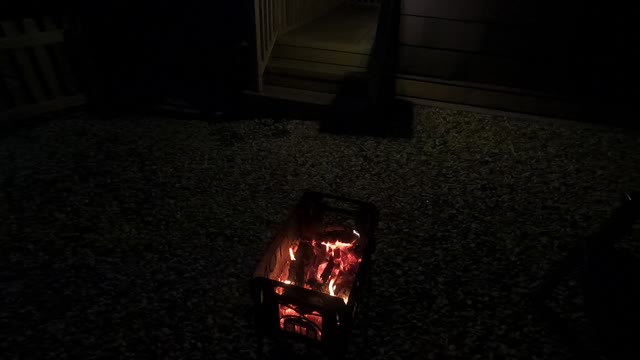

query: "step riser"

left=265, top=57, right=367, bottom=83
left=266, top=66, right=345, bottom=83
left=272, top=45, right=370, bottom=68
left=264, top=74, right=341, bottom=94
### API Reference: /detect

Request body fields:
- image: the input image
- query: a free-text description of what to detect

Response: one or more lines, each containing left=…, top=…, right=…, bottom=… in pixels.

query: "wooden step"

left=263, top=73, right=341, bottom=94
left=242, top=85, right=334, bottom=122
left=272, top=44, right=370, bottom=68
left=245, top=85, right=335, bottom=105
left=277, top=4, right=379, bottom=54
left=266, top=58, right=366, bottom=82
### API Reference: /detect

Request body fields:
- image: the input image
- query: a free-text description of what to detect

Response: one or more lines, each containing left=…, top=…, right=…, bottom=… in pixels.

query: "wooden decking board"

left=264, top=4, right=378, bottom=95
left=277, top=4, right=379, bottom=54
left=396, top=75, right=581, bottom=118
left=246, top=85, right=335, bottom=105
left=264, top=73, right=341, bottom=93
left=268, top=57, right=365, bottom=78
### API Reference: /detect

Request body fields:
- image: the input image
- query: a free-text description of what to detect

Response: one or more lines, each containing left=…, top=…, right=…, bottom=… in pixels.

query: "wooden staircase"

left=247, top=0, right=583, bottom=121
left=255, top=2, right=381, bottom=104
left=245, top=0, right=409, bottom=136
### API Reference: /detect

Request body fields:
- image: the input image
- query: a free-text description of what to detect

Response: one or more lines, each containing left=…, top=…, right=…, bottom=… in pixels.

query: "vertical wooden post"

left=271, top=0, right=275, bottom=43
left=253, top=0, right=264, bottom=91
left=264, top=0, right=269, bottom=51
left=278, top=0, right=283, bottom=31
left=262, top=0, right=267, bottom=60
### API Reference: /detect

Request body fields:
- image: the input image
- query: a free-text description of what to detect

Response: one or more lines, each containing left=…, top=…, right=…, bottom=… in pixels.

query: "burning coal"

left=276, top=227, right=363, bottom=304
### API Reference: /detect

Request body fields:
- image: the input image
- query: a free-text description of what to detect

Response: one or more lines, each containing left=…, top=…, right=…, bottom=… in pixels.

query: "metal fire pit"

left=251, top=192, right=378, bottom=358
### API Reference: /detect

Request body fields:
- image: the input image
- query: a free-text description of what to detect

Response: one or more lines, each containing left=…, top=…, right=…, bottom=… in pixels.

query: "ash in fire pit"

left=252, top=192, right=378, bottom=358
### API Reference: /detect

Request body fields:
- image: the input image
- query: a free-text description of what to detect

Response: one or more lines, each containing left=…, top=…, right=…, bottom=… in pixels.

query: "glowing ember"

left=270, top=227, right=363, bottom=304
left=316, top=262, right=328, bottom=280
left=273, top=227, right=363, bottom=304
left=279, top=304, right=322, bottom=340
left=320, top=241, right=354, bottom=251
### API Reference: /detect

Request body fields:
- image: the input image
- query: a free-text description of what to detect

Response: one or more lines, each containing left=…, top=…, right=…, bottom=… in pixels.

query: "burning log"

left=280, top=227, right=364, bottom=302
left=320, top=256, right=334, bottom=283
left=310, top=241, right=327, bottom=269
left=318, top=229, right=358, bottom=245
left=287, top=240, right=313, bottom=285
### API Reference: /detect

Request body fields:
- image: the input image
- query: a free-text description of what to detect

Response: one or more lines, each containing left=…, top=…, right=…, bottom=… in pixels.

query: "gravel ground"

left=1, top=106, right=639, bottom=359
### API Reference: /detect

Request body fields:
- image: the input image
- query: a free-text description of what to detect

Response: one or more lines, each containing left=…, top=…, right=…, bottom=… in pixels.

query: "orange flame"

left=270, top=227, right=363, bottom=308
left=329, top=278, right=336, bottom=296
left=320, top=241, right=353, bottom=251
